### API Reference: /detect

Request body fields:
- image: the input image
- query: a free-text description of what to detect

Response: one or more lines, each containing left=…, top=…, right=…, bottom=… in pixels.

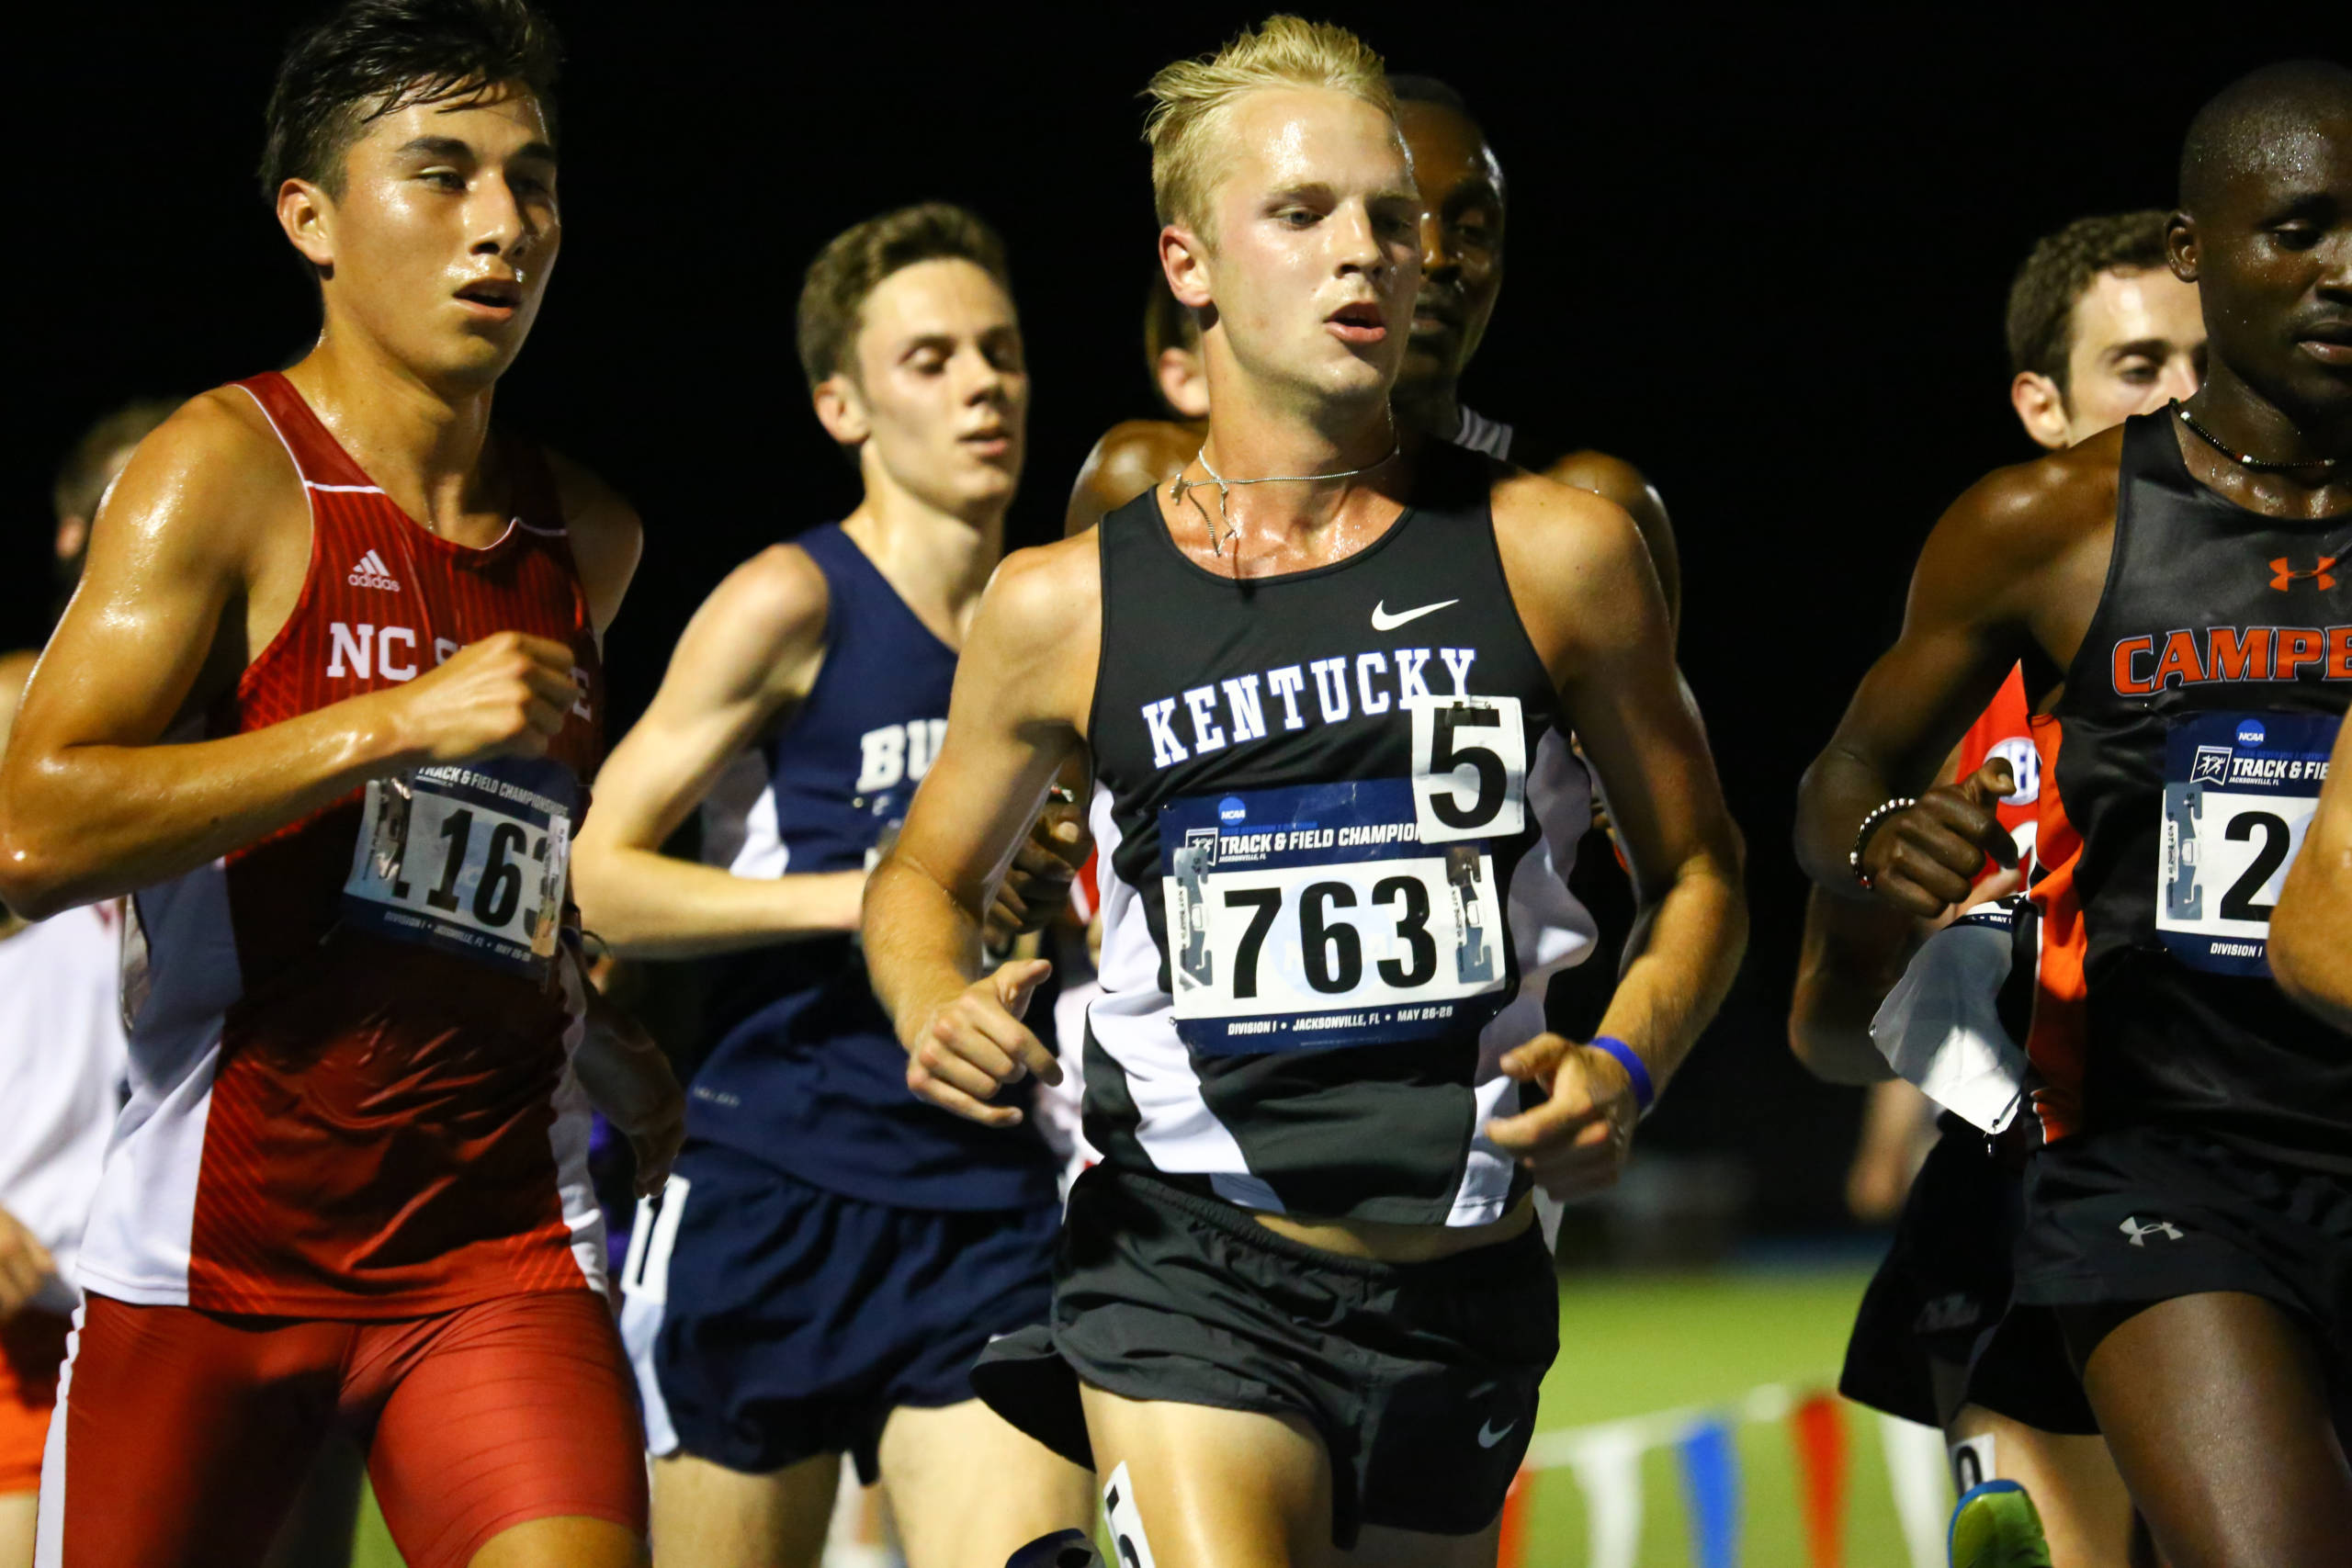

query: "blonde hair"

left=1143, top=16, right=1395, bottom=237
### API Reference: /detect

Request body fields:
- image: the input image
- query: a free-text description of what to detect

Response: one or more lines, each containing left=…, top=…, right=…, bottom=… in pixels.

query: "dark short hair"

left=52, top=399, right=178, bottom=525
left=2004, top=211, right=2172, bottom=389
left=1386, top=73, right=1471, bottom=117
left=260, top=0, right=562, bottom=202
left=795, top=203, right=1012, bottom=390
left=2180, top=60, right=2352, bottom=213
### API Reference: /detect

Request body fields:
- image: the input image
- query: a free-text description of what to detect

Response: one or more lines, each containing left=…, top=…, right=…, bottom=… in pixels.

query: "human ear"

left=2165, top=211, right=2199, bottom=284
left=812, top=375, right=870, bottom=447
left=1161, top=226, right=1214, bottom=311
left=2010, top=372, right=2071, bottom=451
left=277, top=178, right=335, bottom=275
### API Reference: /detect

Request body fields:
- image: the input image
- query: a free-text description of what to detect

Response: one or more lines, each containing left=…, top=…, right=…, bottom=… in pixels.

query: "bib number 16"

left=1409, top=695, right=1525, bottom=844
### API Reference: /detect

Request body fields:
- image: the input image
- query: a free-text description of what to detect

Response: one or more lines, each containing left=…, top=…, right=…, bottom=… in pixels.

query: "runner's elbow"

left=0, top=824, right=74, bottom=920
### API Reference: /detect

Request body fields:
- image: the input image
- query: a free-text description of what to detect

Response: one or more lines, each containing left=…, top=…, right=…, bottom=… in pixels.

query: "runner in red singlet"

left=0, top=4, right=676, bottom=1565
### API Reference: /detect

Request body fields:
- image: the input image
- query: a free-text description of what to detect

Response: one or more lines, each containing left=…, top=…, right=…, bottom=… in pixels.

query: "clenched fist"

left=375, top=631, right=580, bottom=767
left=1485, top=1035, right=1646, bottom=1201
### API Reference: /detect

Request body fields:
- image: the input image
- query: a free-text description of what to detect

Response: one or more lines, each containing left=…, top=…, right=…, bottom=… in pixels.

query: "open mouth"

left=455, top=279, right=523, bottom=317
left=1328, top=301, right=1387, bottom=344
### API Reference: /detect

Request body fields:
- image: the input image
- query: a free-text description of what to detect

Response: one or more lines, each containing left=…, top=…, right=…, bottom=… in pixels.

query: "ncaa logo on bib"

left=1217, top=796, right=1248, bottom=826
left=2237, top=718, right=2267, bottom=748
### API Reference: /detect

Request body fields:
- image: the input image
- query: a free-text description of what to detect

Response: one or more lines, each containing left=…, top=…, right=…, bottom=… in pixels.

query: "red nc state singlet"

left=77, top=371, right=610, bottom=1317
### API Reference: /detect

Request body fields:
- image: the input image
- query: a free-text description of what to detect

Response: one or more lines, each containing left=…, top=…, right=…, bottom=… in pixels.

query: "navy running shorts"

left=621, top=1139, right=1059, bottom=1482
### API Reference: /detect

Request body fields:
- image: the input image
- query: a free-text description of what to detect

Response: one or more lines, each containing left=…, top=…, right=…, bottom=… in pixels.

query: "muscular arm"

left=571, top=547, right=864, bottom=957
left=1544, top=448, right=1680, bottom=640
left=0, top=396, right=576, bottom=919
left=1502, top=475, right=1746, bottom=1085
left=1793, top=448, right=2109, bottom=911
left=863, top=537, right=1101, bottom=1126
left=2271, top=716, right=2352, bottom=1030
left=1483, top=475, right=1745, bottom=1191
left=1063, top=420, right=1198, bottom=538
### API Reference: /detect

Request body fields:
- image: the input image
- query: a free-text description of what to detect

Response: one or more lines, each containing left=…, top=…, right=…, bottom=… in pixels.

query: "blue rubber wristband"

left=1587, top=1035, right=1656, bottom=1115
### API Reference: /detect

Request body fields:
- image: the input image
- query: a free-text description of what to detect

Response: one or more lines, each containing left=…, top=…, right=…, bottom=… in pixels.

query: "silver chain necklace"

left=1169, top=413, right=1401, bottom=557
left=2174, top=400, right=2342, bottom=474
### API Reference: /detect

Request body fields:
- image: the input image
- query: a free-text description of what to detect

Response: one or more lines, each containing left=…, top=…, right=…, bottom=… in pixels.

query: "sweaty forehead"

left=1222, top=88, right=1412, bottom=196
left=356, top=83, right=553, bottom=159
left=1396, top=101, right=1500, bottom=201
left=859, top=259, right=1017, bottom=344
left=2072, top=267, right=2203, bottom=356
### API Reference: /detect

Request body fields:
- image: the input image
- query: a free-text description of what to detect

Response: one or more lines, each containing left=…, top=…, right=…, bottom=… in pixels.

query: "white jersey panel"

left=0, top=907, right=129, bottom=1314
left=75, top=863, right=243, bottom=1305
left=704, top=748, right=789, bottom=879
left=1084, top=786, right=1283, bottom=1212
left=549, top=955, right=609, bottom=1296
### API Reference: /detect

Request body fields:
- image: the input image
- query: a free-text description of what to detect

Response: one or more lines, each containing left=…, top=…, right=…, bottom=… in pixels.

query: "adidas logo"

left=347, top=549, right=401, bottom=592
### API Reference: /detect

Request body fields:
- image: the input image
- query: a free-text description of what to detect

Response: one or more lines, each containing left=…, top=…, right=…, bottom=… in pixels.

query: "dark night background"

left=8, top=4, right=2339, bottom=1235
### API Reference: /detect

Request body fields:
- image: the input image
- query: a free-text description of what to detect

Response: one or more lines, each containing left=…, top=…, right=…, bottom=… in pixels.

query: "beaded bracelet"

left=1848, top=796, right=1918, bottom=890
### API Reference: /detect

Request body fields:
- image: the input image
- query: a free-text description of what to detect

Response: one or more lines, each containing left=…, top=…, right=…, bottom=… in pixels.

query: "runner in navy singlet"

left=572, top=204, right=1092, bottom=1568
left=1796, top=62, right=2352, bottom=1568
left=864, top=21, right=1745, bottom=1564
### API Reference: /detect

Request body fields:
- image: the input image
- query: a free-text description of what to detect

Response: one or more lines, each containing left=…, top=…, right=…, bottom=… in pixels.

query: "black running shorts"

left=1839, top=1117, right=2096, bottom=1435
left=2014, top=1125, right=2352, bottom=1428
left=972, top=1165, right=1559, bottom=1549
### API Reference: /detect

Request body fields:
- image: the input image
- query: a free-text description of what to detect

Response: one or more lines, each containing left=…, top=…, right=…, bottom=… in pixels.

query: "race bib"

left=343, top=757, right=577, bottom=978
left=1159, top=777, right=1510, bottom=1055
left=2158, top=710, right=2337, bottom=976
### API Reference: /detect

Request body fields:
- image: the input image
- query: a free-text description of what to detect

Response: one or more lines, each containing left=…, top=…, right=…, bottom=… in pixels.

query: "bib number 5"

left=1410, top=696, right=1525, bottom=844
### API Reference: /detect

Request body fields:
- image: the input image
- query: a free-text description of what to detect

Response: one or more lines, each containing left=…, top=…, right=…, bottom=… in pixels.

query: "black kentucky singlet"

left=2050, top=409, right=2352, bottom=1168
left=1083, top=440, right=1587, bottom=1227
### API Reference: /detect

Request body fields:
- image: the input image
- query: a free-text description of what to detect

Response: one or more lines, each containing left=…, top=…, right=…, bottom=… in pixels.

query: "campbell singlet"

left=693, top=524, right=1057, bottom=1211
left=1085, top=440, right=1593, bottom=1227
left=78, top=371, right=609, bottom=1316
left=2031, top=410, right=2352, bottom=1165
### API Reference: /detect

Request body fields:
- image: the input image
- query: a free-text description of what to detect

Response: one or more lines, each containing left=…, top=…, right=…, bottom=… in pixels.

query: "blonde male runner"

left=863, top=17, right=1746, bottom=1567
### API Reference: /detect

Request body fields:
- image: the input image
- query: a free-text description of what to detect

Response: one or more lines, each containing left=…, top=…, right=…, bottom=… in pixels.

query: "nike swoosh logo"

left=1371, top=598, right=1457, bottom=631
left=1476, top=1418, right=1517, bottom=1449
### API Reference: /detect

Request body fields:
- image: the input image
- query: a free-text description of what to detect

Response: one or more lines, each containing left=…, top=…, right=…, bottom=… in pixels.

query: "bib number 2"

left=2158, top=710, right=2336, bottom=976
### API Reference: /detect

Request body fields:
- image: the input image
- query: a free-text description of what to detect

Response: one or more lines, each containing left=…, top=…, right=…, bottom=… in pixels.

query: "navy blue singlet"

left=689, top=524, right=1057, bottom=1211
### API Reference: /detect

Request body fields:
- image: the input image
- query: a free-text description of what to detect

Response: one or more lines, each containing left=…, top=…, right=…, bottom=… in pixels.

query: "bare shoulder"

left=99, top=389, right=301, bottom=566
left=1912, top=428, right=2120, bottom=612
left=1490, top=464, right=1650, bottom=594
left=1543, top=447, right=1655, bottom=513
left=975, top=531, right=1102, bottom=686
left=1066, top=419, right=1200, bottom=537
left=988, top=531, right=1102, bottom=640
left=540, top=448, right=644, bottom=634
left=707, top=540, right=831, bottom=640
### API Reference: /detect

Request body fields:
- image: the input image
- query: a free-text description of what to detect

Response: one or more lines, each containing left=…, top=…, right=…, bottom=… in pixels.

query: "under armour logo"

left=2269, top=555, right=2337, bottom=592
left=2119, top=1215, right=2184, bottom=1247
